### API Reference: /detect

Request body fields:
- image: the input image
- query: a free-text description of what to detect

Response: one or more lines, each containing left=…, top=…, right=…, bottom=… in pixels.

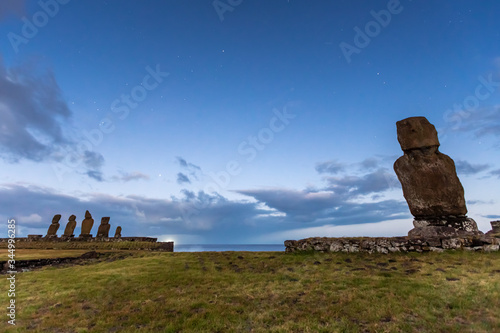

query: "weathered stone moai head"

left=97, top=217, right=111, bottom=237
left=114, top=226, right=122, bottom=238
left=63, top=215, right=77, bottom=237
left=396, top=116, right=440, bottom=152
left=79, top=210, right=94, bottom=237
left=46, top=214, right=61, bottom=237
left=393, top=116, right=481, bottom=237
left=52, top=214, right=62, bottom=224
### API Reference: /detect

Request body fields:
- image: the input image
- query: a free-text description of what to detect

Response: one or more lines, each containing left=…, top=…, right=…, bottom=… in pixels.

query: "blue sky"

left=0, top=0, right=499, bottom=244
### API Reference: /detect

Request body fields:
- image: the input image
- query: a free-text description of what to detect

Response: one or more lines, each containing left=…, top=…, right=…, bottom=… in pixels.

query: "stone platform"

left=0, top=237, right=173, bottom=252
left=1, top=236, right=159, bottom=243
left=284, top=235, right=500, bottom=254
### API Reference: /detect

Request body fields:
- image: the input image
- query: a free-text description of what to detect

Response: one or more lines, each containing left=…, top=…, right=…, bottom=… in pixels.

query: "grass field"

left=2, top=250, right=499, bottom=332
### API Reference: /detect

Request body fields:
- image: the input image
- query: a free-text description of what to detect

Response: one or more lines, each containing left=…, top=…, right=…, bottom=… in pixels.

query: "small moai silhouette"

left=63, top=215, right=77, bottom=237
left=114, top=226, right=122, bottom=238
left=79, top=210, right=94, bottom=237
left=46, top=214, right=61, bottom=237
left=97, top=217, right=111, bottom=238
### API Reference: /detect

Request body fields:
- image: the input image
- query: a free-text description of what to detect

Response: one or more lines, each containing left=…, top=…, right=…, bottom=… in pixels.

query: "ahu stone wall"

left=0, top=236, right=159, bottom=243
left=284, top=235, right=500, bottom=254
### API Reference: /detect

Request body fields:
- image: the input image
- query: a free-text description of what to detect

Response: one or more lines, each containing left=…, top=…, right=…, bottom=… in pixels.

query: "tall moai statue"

left=63, top=215, right=77, bottom=238
left=79, top=210, right=95, bottom=238
left=393, top=116, right=481, bottom=238
left=97, top=217, right=111, bottom=238
left=45, top=214, right=61, bottom=238
left=114, top=226, right=122, bottom=238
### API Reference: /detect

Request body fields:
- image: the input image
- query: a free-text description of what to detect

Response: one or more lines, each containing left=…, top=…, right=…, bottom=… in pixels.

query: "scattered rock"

left=284, top=235, right=500, bottom=254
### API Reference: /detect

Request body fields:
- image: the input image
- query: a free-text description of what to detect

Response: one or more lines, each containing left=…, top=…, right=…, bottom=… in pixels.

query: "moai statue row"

left=46, top=214, right=78, bottom=239
left=44, top=211, right=122, bottom=239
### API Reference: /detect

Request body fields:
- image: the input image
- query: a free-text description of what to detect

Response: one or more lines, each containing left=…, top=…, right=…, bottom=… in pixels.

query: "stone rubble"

left=285, top=232, right=500, bottom=253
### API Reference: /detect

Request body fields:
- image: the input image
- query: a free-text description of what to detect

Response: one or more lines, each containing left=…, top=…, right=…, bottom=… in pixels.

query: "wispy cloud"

left=176, top=156, right=202, bottom=183
left=0, top=60, right=71, bottom=162
left=177, top=172, right=191, bottom=184
left=315, top=160, right=345, bottom=174
left=455, top=160, right=490, bottom=176
left=447, top=105, right=500, bottom=140
left=236, top=155, right=408, bottom=226
left=490, top=169, right=500, bottom=178
left=0, top=61, right=106, bottom=181
left=111, top=171, right=150, bottom=182
left=86, top=170, right=104, bottom=182
left=238, top=187, right=408, bottom=224
left=359, top=157, right=380, bottom=170
left=177, top=156, right=201, bottom=171
left=324, top=168, right=399, bottom=196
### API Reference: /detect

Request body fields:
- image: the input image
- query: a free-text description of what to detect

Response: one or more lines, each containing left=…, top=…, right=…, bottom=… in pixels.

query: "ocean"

left=174, top=244, right=285, bottom=252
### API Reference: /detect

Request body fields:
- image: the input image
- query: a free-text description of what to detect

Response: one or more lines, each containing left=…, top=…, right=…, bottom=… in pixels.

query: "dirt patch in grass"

left=1, top=251, right=132, bottom=274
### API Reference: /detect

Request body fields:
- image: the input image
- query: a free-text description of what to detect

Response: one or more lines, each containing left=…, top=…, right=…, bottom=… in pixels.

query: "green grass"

left=2, top=250, right=499, bottom=332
